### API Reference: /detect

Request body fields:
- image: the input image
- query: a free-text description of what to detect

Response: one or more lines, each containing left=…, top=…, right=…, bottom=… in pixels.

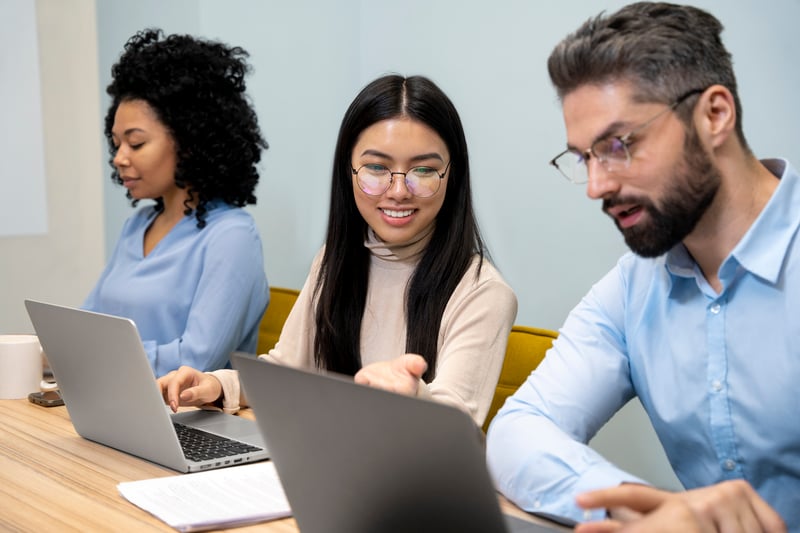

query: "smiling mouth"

left=381, top=208, right=414, bottom=218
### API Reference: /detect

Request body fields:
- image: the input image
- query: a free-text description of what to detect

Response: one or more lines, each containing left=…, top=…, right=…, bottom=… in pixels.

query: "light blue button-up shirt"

left=83, top=201, right=269, bottom=377
left=487, top=159, right=800, bottom=528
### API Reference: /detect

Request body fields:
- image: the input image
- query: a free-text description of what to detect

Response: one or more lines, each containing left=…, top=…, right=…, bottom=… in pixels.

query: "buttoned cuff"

left=573, top=463, right=648, bottom=521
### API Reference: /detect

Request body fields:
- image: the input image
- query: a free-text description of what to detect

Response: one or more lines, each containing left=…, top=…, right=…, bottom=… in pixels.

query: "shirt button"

left=711, top=380, right=723, bottom=392
left=533, top=500, right=541, bottom=509
left=724, top=459, right=736, bottom=471
left=710, top=303, right=721, bottom=314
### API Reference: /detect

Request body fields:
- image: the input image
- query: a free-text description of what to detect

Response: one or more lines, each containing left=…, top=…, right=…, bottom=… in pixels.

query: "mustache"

left=602, top=194, right=654, bottom=213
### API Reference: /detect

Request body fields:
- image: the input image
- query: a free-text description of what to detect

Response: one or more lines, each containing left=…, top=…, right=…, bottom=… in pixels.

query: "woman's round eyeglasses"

left=352, top=161, right=450, bottom=198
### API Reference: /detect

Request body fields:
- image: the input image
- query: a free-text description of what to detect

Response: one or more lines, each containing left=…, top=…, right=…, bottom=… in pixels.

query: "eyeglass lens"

left=356, top=165, right=442, bottom=197
left=555, top=136, right=631, bottom=184
left=552, top=88, right=705, bottom=184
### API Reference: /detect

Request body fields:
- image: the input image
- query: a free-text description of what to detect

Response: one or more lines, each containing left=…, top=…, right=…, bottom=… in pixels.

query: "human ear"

left=695, top=84, right=737, bottom=149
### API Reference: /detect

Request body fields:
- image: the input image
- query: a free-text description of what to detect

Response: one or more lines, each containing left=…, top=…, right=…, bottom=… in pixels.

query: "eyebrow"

left=566, top=120, right=630, bottom=151
left=111, top=127, right=148, bottom=139
left=358, top=149, right=444, bottom=163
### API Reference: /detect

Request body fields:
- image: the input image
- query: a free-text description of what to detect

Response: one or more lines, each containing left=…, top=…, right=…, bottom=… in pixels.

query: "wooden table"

left=0, top=399, right=297, bottom=532
left=0, top=399, right=567, bottom=532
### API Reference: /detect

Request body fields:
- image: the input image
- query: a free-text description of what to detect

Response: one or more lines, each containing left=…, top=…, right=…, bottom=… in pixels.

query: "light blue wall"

left=95, top=1, right=800, bottom=491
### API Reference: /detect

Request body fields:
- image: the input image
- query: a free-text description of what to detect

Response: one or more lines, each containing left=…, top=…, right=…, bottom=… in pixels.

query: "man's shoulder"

left=613, top=250, right=669, bottom=280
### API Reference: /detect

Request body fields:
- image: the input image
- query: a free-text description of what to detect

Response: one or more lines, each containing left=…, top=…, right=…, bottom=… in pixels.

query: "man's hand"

left=157, top=365, right=223, bottom=412
left=354, top=354, right=428, bottom=396
left=574, top=480, right=786, bottom=533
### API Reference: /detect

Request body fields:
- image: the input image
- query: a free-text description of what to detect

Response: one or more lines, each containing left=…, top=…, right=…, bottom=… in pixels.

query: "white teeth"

left=382, top=208, right=413, bottom=218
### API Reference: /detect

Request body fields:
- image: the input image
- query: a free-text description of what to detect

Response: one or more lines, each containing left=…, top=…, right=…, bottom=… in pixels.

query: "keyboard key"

left=174, top=423, right=262, bottom=462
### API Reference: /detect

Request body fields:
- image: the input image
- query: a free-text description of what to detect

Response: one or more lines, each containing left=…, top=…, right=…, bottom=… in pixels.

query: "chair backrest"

left=256, top=287, right=300, bottom=355
left=482, top=325, right=558, bottom=432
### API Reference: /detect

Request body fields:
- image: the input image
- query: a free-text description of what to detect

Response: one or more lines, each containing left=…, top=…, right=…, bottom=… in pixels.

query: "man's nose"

left=585, top=159, right=621, bottom=200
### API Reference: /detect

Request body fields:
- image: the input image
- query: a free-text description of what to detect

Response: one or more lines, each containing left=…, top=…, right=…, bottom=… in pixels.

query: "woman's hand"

left=157, top=365, right=223, bottom=412
left=574, top=480, right=786, bottom=533
left=354, top=354, right=428, bottom=396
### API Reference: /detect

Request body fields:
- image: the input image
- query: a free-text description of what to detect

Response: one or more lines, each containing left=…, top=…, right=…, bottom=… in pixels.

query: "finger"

left=399, top=353, right=428, bottom=379
left=608, top=506, right=644, bottom=522
left=714, top=482, right=786, bottom=533
left=747, top=489, right=787, bottom=533
left=577, top=485, right=667, bottom=514
left=359, top=368, right=414, bottom=394
left=179, top=386, right=202, bottom=405
left=575, top=519, right=623, bottom=533
left=620, top=499, right=715, bottom=533
left=165, top=367, right=197, bottom=411
left=156, top=372, right=177, bottom=411
left=366, top=373, right=404, bottom=393
left=353, top=370, right=369, bottom=386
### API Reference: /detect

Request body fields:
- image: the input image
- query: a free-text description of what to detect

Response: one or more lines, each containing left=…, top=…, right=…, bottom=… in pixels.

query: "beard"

left=603, top=127, right=721, bottom=257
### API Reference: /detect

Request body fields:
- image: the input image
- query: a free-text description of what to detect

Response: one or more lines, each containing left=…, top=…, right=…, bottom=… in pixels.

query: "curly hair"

left=104, top=28, right=267, bottom=228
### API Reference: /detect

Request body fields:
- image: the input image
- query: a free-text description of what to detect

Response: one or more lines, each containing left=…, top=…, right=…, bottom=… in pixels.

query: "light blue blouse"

left=83, top=201, right=269, bottom=377
left=487, top=159, right=800, bottom=528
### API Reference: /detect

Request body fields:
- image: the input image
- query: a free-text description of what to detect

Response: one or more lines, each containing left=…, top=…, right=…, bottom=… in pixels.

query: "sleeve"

left=418, top=259, right=518, bottom=426
left=261, top=249, right=322, bottom=368
left=485, top=265, right=645, bottom=523
left=208, top=250, right=323, bottom=413
left=205, top=368, right=242, bottom=415
left=151, top=219, right=268, bottom=376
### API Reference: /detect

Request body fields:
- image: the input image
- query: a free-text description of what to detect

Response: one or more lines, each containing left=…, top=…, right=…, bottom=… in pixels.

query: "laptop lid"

left=232, top=352, right=568, bottom=533
left=24, top=299, right=268, bottom=473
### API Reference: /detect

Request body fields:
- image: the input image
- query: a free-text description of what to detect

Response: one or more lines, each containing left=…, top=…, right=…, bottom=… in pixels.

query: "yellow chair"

left=256, top=287, right=300, bottom=355
left=482, top=325, right=558, bottom=432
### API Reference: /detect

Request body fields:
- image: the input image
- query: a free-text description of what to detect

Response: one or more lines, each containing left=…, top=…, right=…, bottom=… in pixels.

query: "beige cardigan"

left=211, top=228, right=517, bottom=425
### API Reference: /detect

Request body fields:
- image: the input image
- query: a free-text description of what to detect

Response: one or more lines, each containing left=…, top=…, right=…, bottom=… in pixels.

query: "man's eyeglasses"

left=549, top=88, right=706, bottom=185
left=352, top=161, right=450, bottom=198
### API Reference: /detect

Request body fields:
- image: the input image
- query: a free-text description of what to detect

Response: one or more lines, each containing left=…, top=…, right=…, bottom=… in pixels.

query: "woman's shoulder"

left=464, top=254, right=513, bottom=288
left=444, top=254, right=518, bottom=319
left=200, top=203, right=259, bottom=233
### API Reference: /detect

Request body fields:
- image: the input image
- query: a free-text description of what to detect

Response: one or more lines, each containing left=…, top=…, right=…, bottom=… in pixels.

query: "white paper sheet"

left=117, top=462, right=292, bottom=532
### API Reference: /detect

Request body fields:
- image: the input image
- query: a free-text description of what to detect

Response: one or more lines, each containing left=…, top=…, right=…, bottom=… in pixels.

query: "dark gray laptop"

left=232, top=352, right=572, bottom=533
left=24, top=299, right=268, bottom=473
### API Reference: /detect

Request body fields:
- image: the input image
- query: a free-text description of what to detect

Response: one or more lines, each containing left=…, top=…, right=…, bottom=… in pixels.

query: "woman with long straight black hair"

left=160, top=74, right=517, bottom=426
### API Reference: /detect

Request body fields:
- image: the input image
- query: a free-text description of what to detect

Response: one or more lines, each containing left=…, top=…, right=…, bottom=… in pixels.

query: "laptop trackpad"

left=171, top=410, right=266, bottom=448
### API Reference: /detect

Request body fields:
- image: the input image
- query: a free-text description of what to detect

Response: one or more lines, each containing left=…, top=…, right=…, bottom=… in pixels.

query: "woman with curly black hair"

left=83, top=29, right=269, bottom=377
left=159, top=75, right=517, bottom=426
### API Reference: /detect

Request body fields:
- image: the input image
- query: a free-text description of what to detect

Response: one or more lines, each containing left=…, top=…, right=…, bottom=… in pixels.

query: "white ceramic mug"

left=0, top=334, right=43, bottom=399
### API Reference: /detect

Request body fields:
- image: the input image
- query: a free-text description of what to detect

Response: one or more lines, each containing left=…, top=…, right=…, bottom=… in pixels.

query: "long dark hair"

left=104, top=29, right=267, bottom=228
left=313, top=74, right=486, bottom=381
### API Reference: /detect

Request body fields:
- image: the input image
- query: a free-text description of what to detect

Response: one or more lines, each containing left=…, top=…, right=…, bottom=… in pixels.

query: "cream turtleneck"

left=211, top=226, right=517, bottom=425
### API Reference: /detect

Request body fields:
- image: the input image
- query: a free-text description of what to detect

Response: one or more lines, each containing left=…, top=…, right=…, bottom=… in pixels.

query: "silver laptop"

left=24, top=299, right=268, bottom=473
left=231, top=352, right=574, bottom=533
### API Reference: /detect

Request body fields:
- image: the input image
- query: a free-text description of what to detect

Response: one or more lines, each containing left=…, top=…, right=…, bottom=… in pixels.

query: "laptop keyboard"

left=174, top=422, right=263, bottom=463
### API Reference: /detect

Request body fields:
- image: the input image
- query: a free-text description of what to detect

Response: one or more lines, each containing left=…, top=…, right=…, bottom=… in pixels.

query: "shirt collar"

left=666, top=158, right=800, bottom=287
left=364, top=223, right=434, bottom=263
left=728, top=159, right=800, bottom=283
